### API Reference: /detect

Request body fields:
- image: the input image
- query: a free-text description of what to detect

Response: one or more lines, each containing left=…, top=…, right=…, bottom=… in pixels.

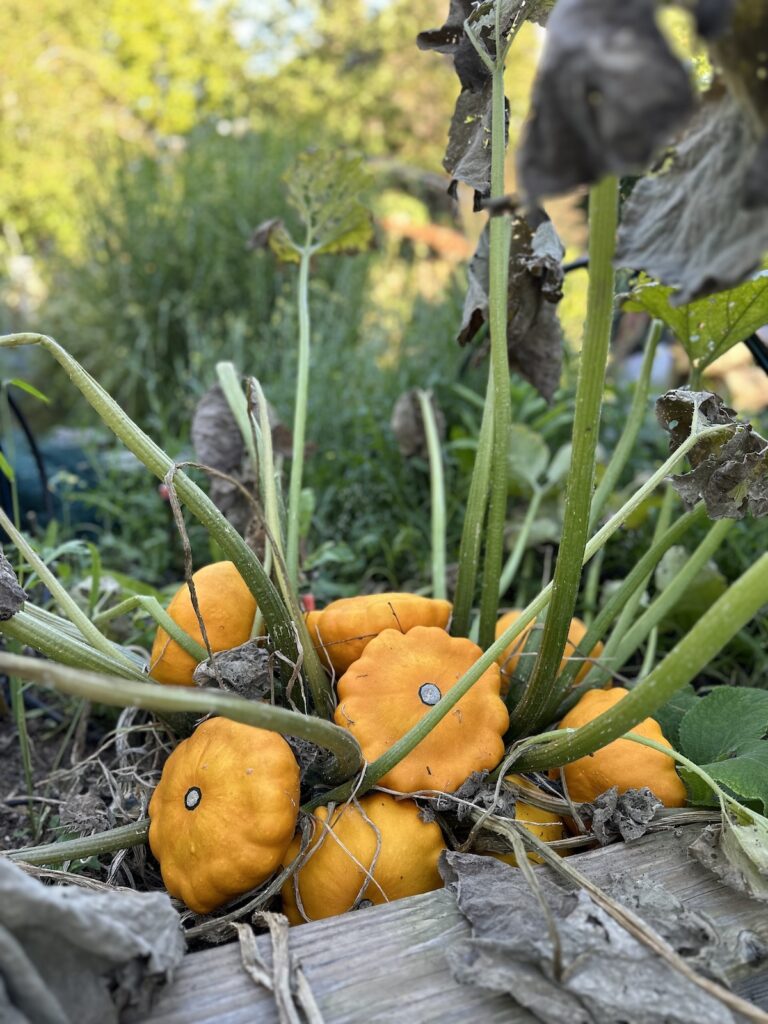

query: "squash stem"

left=451, top=378, right=493, bottom=636
left=588, top=318, right=662, bottom=532
left=507, top=175, right=618, bottom=738
left=0, top=653, right=362, bottom=783
left=512, top=551, right=768, bottom=773
left=477, top=10, right=512, bottom=649
left=417, top=389, right=447, bottom=601
left=94, top=595, right=208, bottom=663
left=286, top=245, right=312, bottom=592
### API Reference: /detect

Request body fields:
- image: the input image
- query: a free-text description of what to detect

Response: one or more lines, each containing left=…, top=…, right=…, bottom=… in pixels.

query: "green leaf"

left=654, top=547, right=728, bottom=632
left=0, top=451, right=14, bottom=482
left=8, top=378, right=50, bottom=404
left=652, top=683, right=697, bottom=750
left=286, top=150, right=373, bottom=256
left=624, top=268, right=768, bottom=369
left=695, top=743, right=768, bottom=814
left=678, top=686, right=768, bottom=764
left=507, top=425, right=549, bottom=496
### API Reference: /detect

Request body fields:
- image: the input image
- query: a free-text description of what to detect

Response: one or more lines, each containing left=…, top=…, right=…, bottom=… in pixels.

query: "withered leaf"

left=585, top=786, right=662, bottom=846
left=616, top=88, right=768, bottom=303
left=459, top=214, right=564, bottom=402
left=656, top=389, right=768, bottom=519
left=441, top=851, right=741, bottom=1023
left=192, top=640, right=274, bottom=701
left=518, top=0, right=694, bottom=201
left=690, top=820, right=768, bottom=903
left=0, top=548, right=26, bottom=620
left=418, top=1, right=547, bottom=198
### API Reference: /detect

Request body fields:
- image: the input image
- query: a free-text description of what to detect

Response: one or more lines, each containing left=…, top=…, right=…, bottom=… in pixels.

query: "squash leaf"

left=655, top=389, right=768, bottom=519
left=675, top=688, right=768, bottom=813
left=615, top=88, right=768, bottom=303
left=623, top=269, right=768, bottom=370
left=506, top=424, right=549, bottom=496
left=518, top=0, right=694, bottom=201
left=285, top=149, right=373, bottom=257
left=689, top=816, right=768, bottom=902
left=459, top=214, right=564, bottom=401
left=652, top=684, right=698, bottom=751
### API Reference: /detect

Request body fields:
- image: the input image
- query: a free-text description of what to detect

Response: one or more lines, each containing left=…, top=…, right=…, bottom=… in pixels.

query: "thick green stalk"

left=251, top=377, right=333, bottom=715
left=514, top=551, right=768, bottom=772
left=417, top=389, right=447, bottom=600
left=0, top=506, right=137, bottom=672
left=588, top=319, right=662, bottom=531
left=0, top=335, right=298, bottom=670
left=477, top=16, right=512, bottom=649
left=606, top=485, right=675, bottom=653
left=8, top=820, right=150, bottom=866
left=94, top=595, right=208, bottom=662
left=553, top=504, right=706, bottom=714
left=604, top=517, right=735, bottom=679
left=0, top=653, right=362, bottom=784
left=508, top=176, right=618, bottom=737
left=452, top=380, right=494, bottom=636
left=0, top=609, right=148, bottom=680
left=286, top=247, right=312, bottom=591
left=498, top=487, right=542, bottom=598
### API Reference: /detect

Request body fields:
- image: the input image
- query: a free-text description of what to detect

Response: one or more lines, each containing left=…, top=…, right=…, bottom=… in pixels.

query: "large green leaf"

left=652, top=683, right=698, bottom=750
left=678, top=686, right=768, bottom=764
left=507, top=424, right=549, bottom=496
left=681, top=743, right=768, bottom=814
left=624, top=269, right=768, bottom=369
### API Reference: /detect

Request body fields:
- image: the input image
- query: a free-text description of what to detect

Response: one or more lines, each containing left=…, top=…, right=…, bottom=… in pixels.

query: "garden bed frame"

left=130, top=825, right=768, bottom=1023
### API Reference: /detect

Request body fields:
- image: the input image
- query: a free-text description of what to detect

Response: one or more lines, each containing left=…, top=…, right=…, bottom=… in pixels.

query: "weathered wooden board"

left=131, top=827, right=768, bottom=1024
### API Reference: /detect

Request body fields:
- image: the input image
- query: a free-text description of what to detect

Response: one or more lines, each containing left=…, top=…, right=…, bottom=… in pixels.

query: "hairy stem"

left=286, top=247, right=312, bottom=591
left=508, top=176, right=618, bottom=736
left=417, top=389, right=447, bottom=600
left=0, top=653, right=362, bottom=784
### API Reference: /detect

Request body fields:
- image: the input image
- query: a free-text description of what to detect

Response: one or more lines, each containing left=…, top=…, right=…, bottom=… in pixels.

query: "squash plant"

left=2, top=0, right=768, bottom=943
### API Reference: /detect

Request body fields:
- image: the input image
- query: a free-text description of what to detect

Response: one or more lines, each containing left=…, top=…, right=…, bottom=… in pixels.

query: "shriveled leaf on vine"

left=459, top=215, right=564, bottom=401
left=248, top=218, right=300, bottom=263
left=690, top=818, right=768, bottom=903
left=656, top=389, right=768, bottom=518
left=585, top=786, right=662, bottom=846
left=0, top=548, right=26, bottom=620
left=518, top=0, right=694, bottom=201
left=624, top=269, right=768, bottom=370
left=616, top=88, right=768, bottom=303
left=285, top=150, right=373, bottom=256
left=418, top=0, right=548, bottom=198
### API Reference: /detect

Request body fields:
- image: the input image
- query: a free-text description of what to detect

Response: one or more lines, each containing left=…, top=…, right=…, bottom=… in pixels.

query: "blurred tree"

left=0, top=0, right=250, bottom=256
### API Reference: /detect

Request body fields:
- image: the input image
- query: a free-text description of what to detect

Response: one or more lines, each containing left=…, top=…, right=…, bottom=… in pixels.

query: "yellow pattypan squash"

left=495, top=609, right=605, bottom=691
left=149, top=561, right=256, bottom=686
left=334, top=625, right=508, bottom=793
left=281, top=793, right=445, bottom=925
left=491, top=775, right=566, bottom=866
left=149, top=717, right=300, bottom=914
left=551, top=687, right=686, bottom=807
left=306, top=591, right=452, bottom=676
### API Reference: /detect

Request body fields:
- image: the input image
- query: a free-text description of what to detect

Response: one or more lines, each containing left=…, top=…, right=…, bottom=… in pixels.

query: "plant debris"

left=615, top=88, right=768, bottom=303
left=518, top=0, right=694, bottom=201
left=459, top=214, right=564, bottom=401
left=0, top=548, right=26, bottom=621
left=441, top=851, right=760, bottom=1024
left=585, top=787, right=662, bottom=846
left=0, top=857, right=184, bottom=1024
left=192, top=640, right=274, bottom=702
left=690, top=820, right=768, bottom=904
left=656, top=389, right=768, bottom=518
